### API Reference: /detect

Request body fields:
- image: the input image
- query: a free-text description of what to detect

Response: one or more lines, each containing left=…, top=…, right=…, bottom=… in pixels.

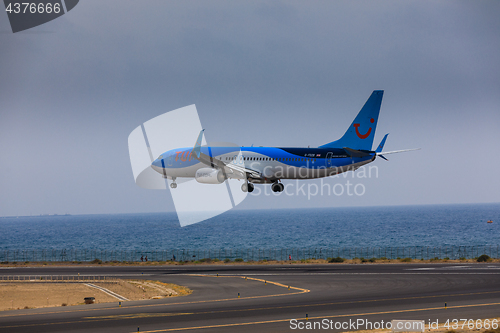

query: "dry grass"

left=0, top=280, right=191, bottom=311
left=0, top=282, right=116, bottom=310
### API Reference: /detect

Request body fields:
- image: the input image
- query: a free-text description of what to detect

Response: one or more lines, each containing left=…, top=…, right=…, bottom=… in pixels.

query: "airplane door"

left=325, top=152, right=333, bottom=168
left=167, top=155, right=173, bottom=166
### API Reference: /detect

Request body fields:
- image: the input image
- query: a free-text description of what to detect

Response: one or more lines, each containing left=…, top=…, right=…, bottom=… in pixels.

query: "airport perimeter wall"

left=1, top=246, right=499, bottom=262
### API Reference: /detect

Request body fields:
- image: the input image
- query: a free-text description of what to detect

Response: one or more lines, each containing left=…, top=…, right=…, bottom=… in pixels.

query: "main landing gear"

left=241, top=182, right=254, bottom=193
left=271, top=182, right=284, bottom=193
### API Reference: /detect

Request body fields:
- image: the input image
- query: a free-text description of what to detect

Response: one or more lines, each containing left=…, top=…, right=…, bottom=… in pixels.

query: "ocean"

left=0, top=203, right=499, bottom=252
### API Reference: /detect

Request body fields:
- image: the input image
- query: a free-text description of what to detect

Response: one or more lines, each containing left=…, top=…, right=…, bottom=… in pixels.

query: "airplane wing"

left=191, top=130, right=263, bottom=181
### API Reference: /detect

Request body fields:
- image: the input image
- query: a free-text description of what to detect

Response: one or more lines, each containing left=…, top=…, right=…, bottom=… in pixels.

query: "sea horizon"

left=2, top=201, right=499, bottom=219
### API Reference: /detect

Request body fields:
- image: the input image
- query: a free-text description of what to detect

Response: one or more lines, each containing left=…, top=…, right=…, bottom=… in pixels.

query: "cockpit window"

left=158, top=155, right=163, bottom=159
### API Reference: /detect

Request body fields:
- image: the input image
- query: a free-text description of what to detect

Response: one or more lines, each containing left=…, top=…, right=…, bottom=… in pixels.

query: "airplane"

left=150, top=90, right=418, bottom=193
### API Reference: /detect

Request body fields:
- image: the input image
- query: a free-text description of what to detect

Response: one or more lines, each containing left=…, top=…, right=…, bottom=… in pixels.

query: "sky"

left=1, top=0, right=499, bottom=216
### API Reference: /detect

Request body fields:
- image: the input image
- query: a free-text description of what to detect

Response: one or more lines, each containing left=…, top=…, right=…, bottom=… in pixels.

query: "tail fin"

left=319, top=90, right=384, bottom=150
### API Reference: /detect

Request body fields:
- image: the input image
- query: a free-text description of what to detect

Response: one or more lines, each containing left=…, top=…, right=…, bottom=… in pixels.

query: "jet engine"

left=195, top=168, right=226, bottom=184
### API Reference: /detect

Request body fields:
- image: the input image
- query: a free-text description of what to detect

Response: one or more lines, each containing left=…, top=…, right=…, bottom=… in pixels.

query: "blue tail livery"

left=319, top=90, right=383, bottom=150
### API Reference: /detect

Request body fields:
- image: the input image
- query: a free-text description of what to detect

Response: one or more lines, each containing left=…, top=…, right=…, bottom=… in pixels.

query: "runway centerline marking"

left=85, top=312, right=193, bottom=319
left=135, top=301, right=500, bottom=332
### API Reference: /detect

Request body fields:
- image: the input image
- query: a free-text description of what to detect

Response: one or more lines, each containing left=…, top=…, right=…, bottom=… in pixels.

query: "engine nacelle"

left=195, top=168, right=226, bottom=184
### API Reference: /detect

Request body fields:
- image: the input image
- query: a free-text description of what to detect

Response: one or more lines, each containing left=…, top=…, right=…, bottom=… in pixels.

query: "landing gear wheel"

left=241, top=183, right=248, bottom=192
left=271, top=183, right=282, bottom=192
left=247, top=183, right=254, bottom=193
left=170, top=182, right=177, bottom=189
left=278, top=183, right=284, bottom=192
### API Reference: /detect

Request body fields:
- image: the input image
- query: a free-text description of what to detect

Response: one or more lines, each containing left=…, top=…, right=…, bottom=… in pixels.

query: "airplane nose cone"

left=151, top=159, right=163, bottom=174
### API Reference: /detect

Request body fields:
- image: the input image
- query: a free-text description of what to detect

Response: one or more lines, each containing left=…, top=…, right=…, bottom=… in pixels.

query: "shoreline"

left=1, top=257, right=498, bottom=267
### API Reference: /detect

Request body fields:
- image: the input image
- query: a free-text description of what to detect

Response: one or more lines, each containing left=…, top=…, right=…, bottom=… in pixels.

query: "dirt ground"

left=92, top=280, right=191, bottom=301
left=0, top=280, right=191, bottom=311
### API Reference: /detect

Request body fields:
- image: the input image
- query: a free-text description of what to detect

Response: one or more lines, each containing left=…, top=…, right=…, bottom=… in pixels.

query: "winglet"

left=193, top=129, right=204, bottom=158
left=375, top=134, right=389, bottom=153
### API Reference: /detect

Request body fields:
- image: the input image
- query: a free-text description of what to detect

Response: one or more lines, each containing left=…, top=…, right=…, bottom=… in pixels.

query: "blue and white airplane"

left=151, top=91, right=418, bottom=193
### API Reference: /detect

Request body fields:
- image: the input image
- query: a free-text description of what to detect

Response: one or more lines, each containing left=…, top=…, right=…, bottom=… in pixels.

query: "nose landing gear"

left=170, top=177, right=177, bottom=189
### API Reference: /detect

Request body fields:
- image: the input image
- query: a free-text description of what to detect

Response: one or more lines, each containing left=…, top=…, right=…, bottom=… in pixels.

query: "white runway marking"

left=84, top=283, right=129, bottom=301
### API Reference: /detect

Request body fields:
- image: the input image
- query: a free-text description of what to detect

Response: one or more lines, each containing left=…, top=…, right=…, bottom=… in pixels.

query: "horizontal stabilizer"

left=378, top=154, right=389, bottom=161
left=376, top=148, right=420, bottom=156
left=343, top=147, right=372, bottom=158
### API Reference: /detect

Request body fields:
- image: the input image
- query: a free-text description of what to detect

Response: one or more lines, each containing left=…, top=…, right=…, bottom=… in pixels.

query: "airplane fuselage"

left=151, top=146, right=375, bottom=184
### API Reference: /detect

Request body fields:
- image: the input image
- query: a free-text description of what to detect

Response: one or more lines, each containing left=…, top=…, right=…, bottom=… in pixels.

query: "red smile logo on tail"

left=353, top=118, right=375, bottom=139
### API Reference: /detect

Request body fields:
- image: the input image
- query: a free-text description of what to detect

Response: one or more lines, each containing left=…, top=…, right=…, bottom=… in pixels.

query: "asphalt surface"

left=1, top=263, right=500, bottom=332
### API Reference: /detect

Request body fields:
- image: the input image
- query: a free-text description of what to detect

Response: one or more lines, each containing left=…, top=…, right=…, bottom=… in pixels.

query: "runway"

left=1, top=264, right=500, bottom=332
